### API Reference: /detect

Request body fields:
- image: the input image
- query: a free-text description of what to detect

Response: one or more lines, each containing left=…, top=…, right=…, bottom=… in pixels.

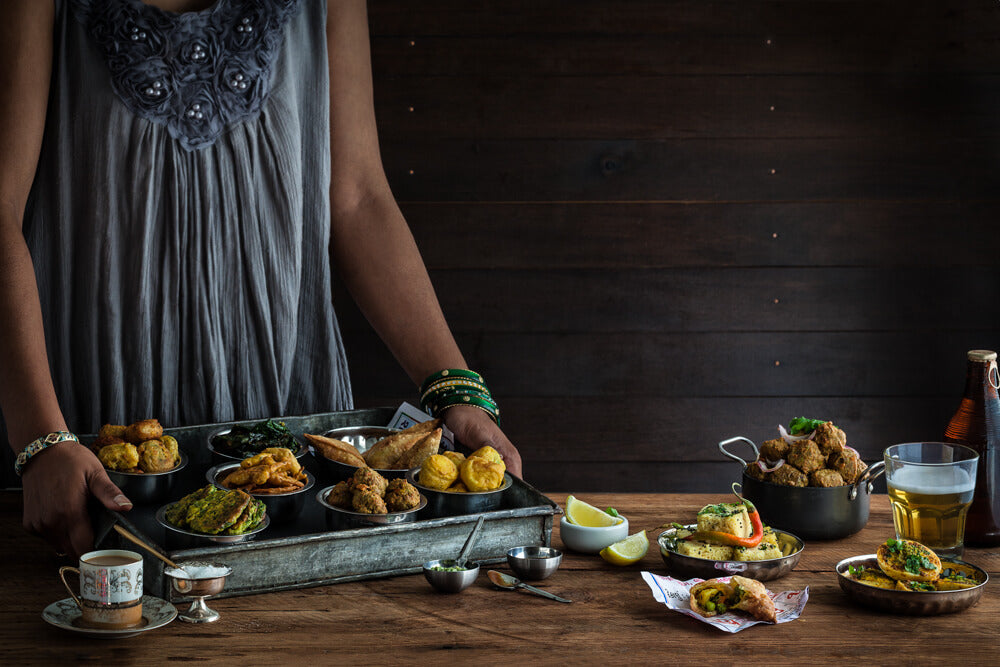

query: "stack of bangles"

left=419, top=369, right=500, bottom=424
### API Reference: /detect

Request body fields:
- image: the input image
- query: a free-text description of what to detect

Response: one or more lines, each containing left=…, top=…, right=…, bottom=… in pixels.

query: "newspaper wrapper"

left=641, top=572, right=808, bottom=632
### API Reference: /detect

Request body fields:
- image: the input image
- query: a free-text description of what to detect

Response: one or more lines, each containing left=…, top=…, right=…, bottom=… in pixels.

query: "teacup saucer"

left=42, top=595, right=177, bottom=639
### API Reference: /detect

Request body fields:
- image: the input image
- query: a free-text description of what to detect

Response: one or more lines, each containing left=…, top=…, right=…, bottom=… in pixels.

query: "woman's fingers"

left=443, top=405, right=523, bottom=478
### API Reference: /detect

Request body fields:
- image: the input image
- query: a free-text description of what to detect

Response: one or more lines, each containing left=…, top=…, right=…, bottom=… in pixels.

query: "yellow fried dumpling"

left=459, top=456, right=505, bottom=492
left=419, top=454, right=459, bottom=490
left=442, top=450, right=466, bottom=467
left=98, top=442, right=140, bottom=471
left=469, top=445, right=504, bottom=468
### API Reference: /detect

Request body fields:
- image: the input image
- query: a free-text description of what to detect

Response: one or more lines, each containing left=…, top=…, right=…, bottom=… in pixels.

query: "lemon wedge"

left=565, top=495, right=623, bottom=527
left=600, top=530, right=649, bottom=566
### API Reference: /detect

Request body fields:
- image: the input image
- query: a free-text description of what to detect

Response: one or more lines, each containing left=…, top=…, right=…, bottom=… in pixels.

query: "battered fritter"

left=384, top=479, right=420, bottom=512
left=138, top=440, right=177, bottom=473
left=349, top=466, right=388, bottom=496
left=828, top=448, right=867, bottom=484
left=759, top=438, right=789, bottom=462
left=188, top=488, right=252, bottom=534
left=164, top=485, right=216, bottom=526
left=98, top=442, right=140, bottom=471
left=352, top=485, right=388, bottom=514
left=812, top=421, right=846, bottom=455
left=227, top=498, right=266, bottom=534
left=768, top=462, right=808, bottom=487
left=785, top=440, right=826, bottom=475
left=809, top=468, right=845, bottom=488
left=326, top=481, right=353, bottom=508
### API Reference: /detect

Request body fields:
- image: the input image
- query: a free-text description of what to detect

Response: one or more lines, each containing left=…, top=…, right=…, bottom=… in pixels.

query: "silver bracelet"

left=14, top=431, right=80, bottom=476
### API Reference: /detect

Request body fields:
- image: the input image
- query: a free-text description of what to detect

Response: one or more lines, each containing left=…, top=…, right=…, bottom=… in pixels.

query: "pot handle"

left=718, top=437, right=759, bottom=468
left=849, top=460, right=886, bottom=500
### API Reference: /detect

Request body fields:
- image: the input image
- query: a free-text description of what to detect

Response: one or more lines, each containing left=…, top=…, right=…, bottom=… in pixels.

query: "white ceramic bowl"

left=558, top=515, right=628, bottom=554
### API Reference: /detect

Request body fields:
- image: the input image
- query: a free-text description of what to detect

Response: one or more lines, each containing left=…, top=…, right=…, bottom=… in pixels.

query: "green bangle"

left=419, top=369, right=500, bottom=424
left=14, top=431, right=80, bottom=476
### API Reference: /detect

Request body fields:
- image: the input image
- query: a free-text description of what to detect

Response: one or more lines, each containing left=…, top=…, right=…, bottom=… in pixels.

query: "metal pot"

left=719, top=436, right=885, bottom=540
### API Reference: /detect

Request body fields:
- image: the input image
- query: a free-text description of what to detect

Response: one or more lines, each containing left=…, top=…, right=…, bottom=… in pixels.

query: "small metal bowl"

left=315, top=484, right=427, bottom=530
left=422, top=559, right=480, bottom=593
left=406, top=469, right=511, bottom=518
left=105, top=451, right=189, bottom=505
left=309, top=426, right=454, bottom=482
left=164, top=561, right=233, bottom=597
left=506, top=546, right=562, bottom=581
left=206, top=427, right=308, bottom=465
left=155, top=503, right=270, bottom=548
left=836, top=554, right=989, bottom=615
left=657, top=524, right=804, bottom=582
left=205, top=463, right=315, bottom=525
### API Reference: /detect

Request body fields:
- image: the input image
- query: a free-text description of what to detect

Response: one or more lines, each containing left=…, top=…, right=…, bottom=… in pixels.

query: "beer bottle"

left=944, top=349, right=1000, bottom=546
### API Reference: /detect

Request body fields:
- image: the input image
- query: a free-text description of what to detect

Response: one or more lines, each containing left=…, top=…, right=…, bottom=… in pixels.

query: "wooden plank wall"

left=340, top=0, right=1000, bottom=492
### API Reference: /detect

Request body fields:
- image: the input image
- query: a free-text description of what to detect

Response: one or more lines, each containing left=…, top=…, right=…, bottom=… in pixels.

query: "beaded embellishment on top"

left=70, top=0, right=303, bottom=151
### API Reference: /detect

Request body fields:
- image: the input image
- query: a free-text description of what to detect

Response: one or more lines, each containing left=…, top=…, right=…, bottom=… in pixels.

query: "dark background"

left=340, top=0, right=1000, bottom=491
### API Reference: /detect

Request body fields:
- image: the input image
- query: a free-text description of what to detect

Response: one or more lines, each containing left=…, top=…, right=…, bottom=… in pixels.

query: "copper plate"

left=836, top=554, right=988, bottom=615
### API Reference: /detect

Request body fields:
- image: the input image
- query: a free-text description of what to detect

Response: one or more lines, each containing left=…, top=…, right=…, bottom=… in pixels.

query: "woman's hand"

left=442, top=406, right=522, bottom=478
left=20, top=442, right=132, bottom=558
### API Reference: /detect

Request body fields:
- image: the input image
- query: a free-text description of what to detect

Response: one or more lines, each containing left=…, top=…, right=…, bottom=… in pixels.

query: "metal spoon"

left=487, top=569, right=572, bottom=603
left=455, top=515, right=486, bottom=569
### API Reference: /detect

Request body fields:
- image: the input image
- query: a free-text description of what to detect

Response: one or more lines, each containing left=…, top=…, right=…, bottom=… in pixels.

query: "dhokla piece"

left=696, top=503, right=751, bottom=538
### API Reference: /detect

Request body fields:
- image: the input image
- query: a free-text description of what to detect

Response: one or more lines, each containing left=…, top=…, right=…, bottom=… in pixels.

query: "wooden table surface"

left=2, top=491, right=998, bottom=665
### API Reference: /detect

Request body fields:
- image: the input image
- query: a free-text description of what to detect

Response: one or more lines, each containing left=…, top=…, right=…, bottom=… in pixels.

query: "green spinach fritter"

left=166, top=485, right=265, bottom=534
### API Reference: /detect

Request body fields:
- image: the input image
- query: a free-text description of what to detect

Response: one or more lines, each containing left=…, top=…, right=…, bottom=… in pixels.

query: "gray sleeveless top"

left=22, top=0, right=353, bottom=432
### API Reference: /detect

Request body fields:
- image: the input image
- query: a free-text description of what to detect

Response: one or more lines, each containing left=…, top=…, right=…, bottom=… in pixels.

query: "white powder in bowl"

left=166, top=565, right=229, bottom=580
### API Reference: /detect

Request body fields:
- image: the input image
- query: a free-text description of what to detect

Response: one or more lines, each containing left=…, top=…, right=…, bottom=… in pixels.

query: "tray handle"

left=718, top=437, right=759, bottom=468
left=850, top=459, right=886, bottom=499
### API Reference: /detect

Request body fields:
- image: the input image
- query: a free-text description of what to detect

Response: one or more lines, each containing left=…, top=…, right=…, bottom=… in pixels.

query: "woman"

left=0, top=0, right=522, bottom=558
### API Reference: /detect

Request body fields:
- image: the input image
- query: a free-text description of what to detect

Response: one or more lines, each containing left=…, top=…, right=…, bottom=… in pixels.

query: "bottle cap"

left=967, top=349, right=997, bottom=362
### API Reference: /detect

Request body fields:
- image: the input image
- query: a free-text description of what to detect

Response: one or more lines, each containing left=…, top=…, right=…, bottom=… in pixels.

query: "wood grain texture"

left=2, top=492, right=996, bottom=664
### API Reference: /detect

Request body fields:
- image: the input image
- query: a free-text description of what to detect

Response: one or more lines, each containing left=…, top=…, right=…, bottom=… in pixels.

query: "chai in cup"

left=59, top=549, right=144, bottom=629
left=884, top=442, right=978, bottom=558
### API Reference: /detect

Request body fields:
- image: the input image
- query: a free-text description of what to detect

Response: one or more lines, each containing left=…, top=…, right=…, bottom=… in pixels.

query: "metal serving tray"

left=94, top=407, right=559, bottom=601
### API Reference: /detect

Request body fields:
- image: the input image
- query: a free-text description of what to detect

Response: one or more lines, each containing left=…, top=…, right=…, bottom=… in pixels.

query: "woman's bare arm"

left=0, top=1, right=130, bottom=558
left=325, top=2, right=522, bottom=476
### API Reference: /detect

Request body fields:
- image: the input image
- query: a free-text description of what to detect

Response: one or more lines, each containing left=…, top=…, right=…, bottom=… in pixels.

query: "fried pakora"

left=349, top=466, right=389, bottom=496
left=384, top=479, right=421, bottom=512
left=812, top=421, right=846, bottom=455
left=759, top=438, right=789, bottom=462
left=419, top=454, right=459, bottom=490
left=460, top=456, right=505, bottom=492
left=809, top=468, right=845, bottom=488
left=138, top=440, right=177, bottom=473
left=768, top=463, right=808, bottom=487
left=125, top=419, right=163, bottom=444
left=220, top=447, right=308, bottom=493
left=785, top=440, right=825, bottom=475
left=828, top=448, right=867, bottom=484
left=326, top=481, right=353, bottom=509
left=442, top=450, right=466, bottom=467
left=98, top=442, right=140, bottom=471
left=165, top=485, right=266, bottom=535
left=352, top=485, right=388, bottom=514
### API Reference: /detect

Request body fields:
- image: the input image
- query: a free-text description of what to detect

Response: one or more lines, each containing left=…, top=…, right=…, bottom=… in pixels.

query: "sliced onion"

left=778, top=424, right=815, bottom=445
left=756, top=458, right=785, bottom=473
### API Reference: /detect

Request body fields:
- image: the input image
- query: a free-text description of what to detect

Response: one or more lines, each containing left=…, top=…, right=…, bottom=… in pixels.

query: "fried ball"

left=828, top=449, right=867, bottom=484
left=419, top=454, right=459, bottom=490
left=125, top=419, right=163, bottom=444
left=160, top=435, right=180, bottom=463
left=446, top=481, right=469, bottom=493
left=813, top=421, right=846, bottom=455
left=326, top=481, right=352, bottom=509
left=768, top=462, right=808, bottom=487
left=384, top=479, right=421, bottom=512
left=352, top=485, right=388, bottom=514
left=98, top=424, right=128, bottom=440
left=785, top=440, right=826, bottom=475
left=469, top=445, right=504, bottom=466
left=809, top=468, right=845, bottom=488
left=759, top=438, right=789, bottom=462
left=98, top=442, right=140, bottom=471
left=91, top=434, right=125, bottom=454
left=745, top=459, right=768, bottom=481
left=442, top=450, right=466, bottom=467
left=349, top=466, right=388, bottom=496
left=138, top=440, right=177, bottom=473
left=460, top=456, right=505, bottom=492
